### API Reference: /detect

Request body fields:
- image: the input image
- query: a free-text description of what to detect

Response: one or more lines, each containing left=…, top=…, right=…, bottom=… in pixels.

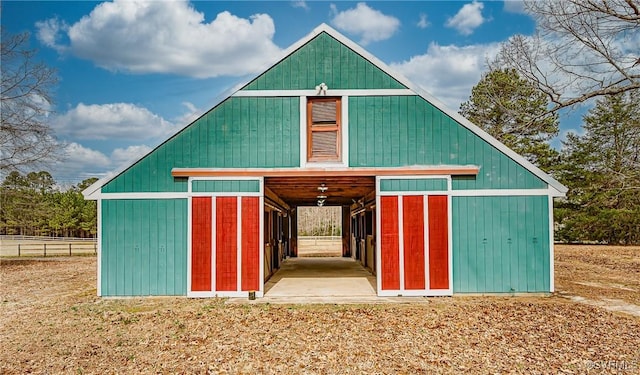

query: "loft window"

left=307, top=97, right=341, bottom=162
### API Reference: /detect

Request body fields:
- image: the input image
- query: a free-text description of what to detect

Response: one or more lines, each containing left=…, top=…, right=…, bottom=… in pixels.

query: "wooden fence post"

left=18, top=244, right=21, bottom=257
left=69, top=243, right=72, bottom=256
left=44, top=243, right=46, bottom=257
left=94, top=242, right=97, bottom=255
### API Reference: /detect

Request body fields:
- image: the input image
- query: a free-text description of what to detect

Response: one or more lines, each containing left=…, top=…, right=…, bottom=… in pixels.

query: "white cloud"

left=417, top=13, right=430, bottom=29
left=53, top=103, right=178, bottom=141
left=53, top=142, right=155, bottom=182
left=445, top=1, right=486, bottom=36
left=35, top=17, right=68, bottom=53
left=291, top=1, right=309, bottom=10
left=53, top=142, right=111, bottom=181
left=36, top=0, right=282, bottom=78
left=111, top=145, right=152, bottom=165
left=65, top=142, right=111, bottom=167
left=391, top=42, right=501, bottom=110
left=330, top=2, right=400, bottom=45
left=174, top=101, right=202, bottom=127
left=503, top=1, right=527, bottom=14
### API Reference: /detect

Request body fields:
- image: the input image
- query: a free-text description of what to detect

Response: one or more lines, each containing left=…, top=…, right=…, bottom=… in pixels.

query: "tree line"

left=0, top=171, right=97, bottom=238
left=297, top=207, right=342, bottom=237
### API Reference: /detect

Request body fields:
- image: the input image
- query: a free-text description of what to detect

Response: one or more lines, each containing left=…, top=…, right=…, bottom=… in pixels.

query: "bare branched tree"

left=496, top=0, right=640, bottom=113
left=1, top=29, right=61, bottom=172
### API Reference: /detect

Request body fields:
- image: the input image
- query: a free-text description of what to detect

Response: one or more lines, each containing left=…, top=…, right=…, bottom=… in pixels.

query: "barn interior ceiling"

left=265, top=176, right=375, bottom=207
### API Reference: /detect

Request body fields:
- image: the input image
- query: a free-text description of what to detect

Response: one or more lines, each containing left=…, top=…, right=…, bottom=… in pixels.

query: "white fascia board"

left=82, top=178, right=104, bottom=200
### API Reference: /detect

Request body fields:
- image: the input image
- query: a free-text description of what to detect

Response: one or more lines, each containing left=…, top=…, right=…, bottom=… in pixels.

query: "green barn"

left=83, top=24, right=567, bottom=298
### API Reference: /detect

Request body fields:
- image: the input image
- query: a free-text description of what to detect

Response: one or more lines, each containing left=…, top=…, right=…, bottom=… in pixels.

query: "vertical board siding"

left=101, top=199, right=187, bottom=296
left=452, top=196, right=550, bottom=293
left=244, top=32, right=406, bottom=91
left=380, top=196, right=400, bottom=290
left=215, top=197, right=238, bottom=291
left=402, top=195, right=426, bottom=290
left=191, top=197, right=212, bottom=292
left=103, top=97, right=299, bottom=193
left=192, top=180, right=260, bottom=193
left=241, top=197, right=260, bottom=291
left=380, top=178, right=448, bottom=192
left=349, top=96, right=547, bottom=190
left=428, top=196, right=449, bottom=289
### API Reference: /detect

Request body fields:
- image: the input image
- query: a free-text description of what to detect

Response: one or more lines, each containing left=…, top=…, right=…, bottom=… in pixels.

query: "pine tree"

left=460, top=68, right=560, bottom=172
left=556, top=90, right=640, bottom=244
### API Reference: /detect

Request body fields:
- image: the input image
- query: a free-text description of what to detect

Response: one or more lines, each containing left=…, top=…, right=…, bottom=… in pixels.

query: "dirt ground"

left=1, top=245, right=639, bottom=374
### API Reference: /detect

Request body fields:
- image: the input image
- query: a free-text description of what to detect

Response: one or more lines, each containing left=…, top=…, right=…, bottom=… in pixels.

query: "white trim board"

left=450, top=188, right=561, bottom=197
left=548, top=195, right=555, bottom=293
left=233, top=89, right=414, bottom=97
left=96, top=199, right=102, bottom=297
left=93, top=188, right=559, bottom=200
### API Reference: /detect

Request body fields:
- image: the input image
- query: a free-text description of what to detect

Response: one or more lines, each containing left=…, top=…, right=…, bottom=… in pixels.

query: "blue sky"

left=2, top=0, right=578, bottom=184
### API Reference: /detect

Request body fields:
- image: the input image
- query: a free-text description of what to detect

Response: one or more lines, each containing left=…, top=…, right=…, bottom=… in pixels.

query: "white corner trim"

left=259, top=195, right=265, bottom=294
left=186, top=196, right=193, bottom=296
left=211, top=197, right=217, bottom=294
left=96, top=199, right=102, bottom=297
left=548, top=195, right=555, bottom=293
left=236, top=198, right=242, bottom=293
left=398, top=196, right=405, bottom=291
left=375, top=178, right=382, bottom=295
left=299, top=96, right=307, bottom=168
left=423, top=196, right=429, bottom=290
left=447, top=194, right=454, bottom=293
left=341, top=96, right=349, bottom=167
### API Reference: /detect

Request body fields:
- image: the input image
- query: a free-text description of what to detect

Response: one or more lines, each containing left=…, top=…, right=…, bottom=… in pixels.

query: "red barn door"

left=189, top=196, right=261, bottom=297
left=378, top=194, right=451, bottom=296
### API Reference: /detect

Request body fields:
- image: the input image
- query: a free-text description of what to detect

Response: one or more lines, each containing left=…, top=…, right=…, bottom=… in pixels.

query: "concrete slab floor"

left=226, top=257, right=431, bottom=305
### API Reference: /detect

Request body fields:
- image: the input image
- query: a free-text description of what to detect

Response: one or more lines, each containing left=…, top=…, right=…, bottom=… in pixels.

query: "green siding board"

left=102, top=97, right=300, bottom=193
left=243, top=33, right=405, bottom=90
left=379, top=178, right=447, bottom=192
left=348, top=96, right=546, bottom=190
left=452, top=196, right=550, bottom=293
left=149, top=199, right=158, bottom=295
left=500, top=198, right=511, bottom=292
left=101, top=199, right=187, bottom=296
left=192, top=180, right=260, bottom=193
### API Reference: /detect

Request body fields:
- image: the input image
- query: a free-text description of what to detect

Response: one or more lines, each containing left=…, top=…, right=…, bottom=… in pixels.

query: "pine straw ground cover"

left=1, top=246, right=639, bottom=374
